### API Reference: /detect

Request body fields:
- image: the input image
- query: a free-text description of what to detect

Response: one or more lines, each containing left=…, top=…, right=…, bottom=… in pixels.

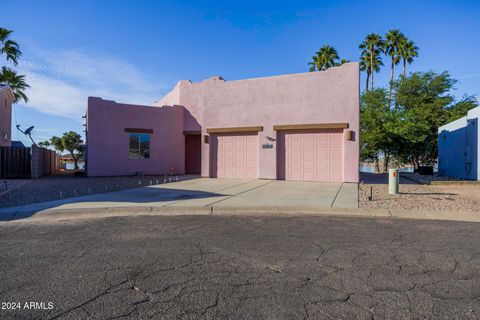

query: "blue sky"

left=3, top=0, right=480, bottom=146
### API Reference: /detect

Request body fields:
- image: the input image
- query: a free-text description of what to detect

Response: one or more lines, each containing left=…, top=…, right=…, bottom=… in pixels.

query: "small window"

left=2, top=131, right=8, bottom=141
left=129, top=133, right=150, bottom=159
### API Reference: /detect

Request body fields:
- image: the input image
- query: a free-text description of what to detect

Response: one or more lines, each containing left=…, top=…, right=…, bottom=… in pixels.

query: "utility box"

left=388, top=168, right=399, bottom=194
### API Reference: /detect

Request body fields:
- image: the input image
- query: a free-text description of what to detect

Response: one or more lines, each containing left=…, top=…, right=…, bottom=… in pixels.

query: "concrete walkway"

left=0, top=178, right=358, bottom=221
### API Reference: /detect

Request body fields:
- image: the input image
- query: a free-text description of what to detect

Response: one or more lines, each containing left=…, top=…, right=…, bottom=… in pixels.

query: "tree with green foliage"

left=308, top=45, right=340, bottom=71
left=393, top=71, right=478, bottom=169
left=384, top=29, right=404, bottom=104
left=336, top=58, right=350, bottom=66
left=359, top=33, right=384, bottom=91
left=360, top=88, right=417, bottom=172
left=38, top=140, right=50, bottom=148
left=398, top=37, right=418, bottom=78
left=0, top=66, right=29, bottom=103
left=359, top=50, right=383, bottom=92
left=0, top=28, right=21, bottom=65
left=50, top=131, right=84, bottom=170
left=0, top=28, right=28, bottom=103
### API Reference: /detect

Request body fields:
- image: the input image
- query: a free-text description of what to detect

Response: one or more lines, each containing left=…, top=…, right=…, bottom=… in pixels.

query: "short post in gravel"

left=388, top=168, right=399, bottom=194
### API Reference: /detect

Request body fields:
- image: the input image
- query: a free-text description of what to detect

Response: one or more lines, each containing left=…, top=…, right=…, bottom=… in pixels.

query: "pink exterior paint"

left=86, top=97, right=185, bottom=176
left=154, top=63, right=360, bottom=182
left=278, top=129, right=343, bottom=182
left=0, top=86, right=14, bottom=147
left=88, top=63, right=359, bottom=182
left=184, top=134, right=201, bottom=174
left=210, top=132, right=259, bottom=179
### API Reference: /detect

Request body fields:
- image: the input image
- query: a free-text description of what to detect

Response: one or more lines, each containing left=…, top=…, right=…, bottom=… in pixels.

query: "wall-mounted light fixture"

left=346, top=130, right=354, bottom=141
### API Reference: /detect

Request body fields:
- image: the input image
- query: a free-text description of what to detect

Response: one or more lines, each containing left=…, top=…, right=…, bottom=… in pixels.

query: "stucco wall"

left=0, top=87, right=13, bottom=147
left=438, top=106, right=479, bottom=180
left=87, top=97, right=185, bottom=176
left=157, top=63, right=360, bottom=182
left=88, top=63, right=360, bottom=181
left=155, top=80, right=203, bottom=132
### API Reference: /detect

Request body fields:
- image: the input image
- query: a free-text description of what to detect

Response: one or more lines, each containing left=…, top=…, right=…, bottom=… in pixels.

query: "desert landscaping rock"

left=360, top=173, right=480, bottom=212
left=0, top=175, right=191, bottom=208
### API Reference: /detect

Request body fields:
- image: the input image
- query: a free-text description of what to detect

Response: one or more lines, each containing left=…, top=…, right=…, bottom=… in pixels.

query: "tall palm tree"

left=0, top=28, right=21, bottom=65
left=0, top=66, right=29, bottom=103
left=399, top=37, right=418, bottom=78
left=359, top=54, right=370, bottom=91
left=359, top=33, right=384, bottom=91
left=308, top=45, right=340, bottom=71
left=384, top=29, right=404, bottom=103
left=360, top=50, right=383, bottom=91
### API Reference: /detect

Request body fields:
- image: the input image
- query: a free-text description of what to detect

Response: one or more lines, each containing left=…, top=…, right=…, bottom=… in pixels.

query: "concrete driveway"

left=0, top=178, right=358, bottom=219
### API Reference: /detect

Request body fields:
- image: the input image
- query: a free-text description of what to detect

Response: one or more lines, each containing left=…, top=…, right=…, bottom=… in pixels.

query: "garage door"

left=210, top=132, right=258, bottom=179
left=277, top=129, right=343, bottom=182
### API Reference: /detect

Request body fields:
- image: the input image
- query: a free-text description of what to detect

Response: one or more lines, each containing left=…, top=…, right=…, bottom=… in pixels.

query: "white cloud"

left=17, top=48, right=169, bottom=121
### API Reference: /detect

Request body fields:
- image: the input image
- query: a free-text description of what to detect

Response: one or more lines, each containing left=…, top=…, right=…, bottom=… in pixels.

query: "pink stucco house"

left=86, top=62, right=360, bottom=182
left=0, top=85, right=14, bottom=147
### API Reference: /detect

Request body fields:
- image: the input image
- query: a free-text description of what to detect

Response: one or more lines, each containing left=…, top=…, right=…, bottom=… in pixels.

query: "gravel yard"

left=0, top=174, right=197, bottom=208
left=360, top=173, right=480, bottom=211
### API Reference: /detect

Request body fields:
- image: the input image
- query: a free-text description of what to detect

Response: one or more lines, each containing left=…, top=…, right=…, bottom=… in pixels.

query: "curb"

left=2, top=205, right=480, bottom=224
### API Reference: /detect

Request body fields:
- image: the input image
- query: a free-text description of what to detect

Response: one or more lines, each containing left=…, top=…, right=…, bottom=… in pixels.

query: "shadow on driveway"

left=0, top=187, right=228, bottom=222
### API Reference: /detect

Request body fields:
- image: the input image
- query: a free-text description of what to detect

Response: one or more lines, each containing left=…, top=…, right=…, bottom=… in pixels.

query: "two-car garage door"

left=210, top=132, right=258, bottom=179
left=277, top=129, right=343, bottom=182
left=209, top=129, right=343, bottom=182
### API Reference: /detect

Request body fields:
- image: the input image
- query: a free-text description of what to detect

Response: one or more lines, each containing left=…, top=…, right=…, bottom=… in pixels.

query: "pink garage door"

left=210, top=132, right=258, bottom=179
left=277, top=129, right=343, bottom=182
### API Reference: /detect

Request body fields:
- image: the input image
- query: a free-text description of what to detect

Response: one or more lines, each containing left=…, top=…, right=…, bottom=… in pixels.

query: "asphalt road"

left=1, top=215, right=479, bottom=319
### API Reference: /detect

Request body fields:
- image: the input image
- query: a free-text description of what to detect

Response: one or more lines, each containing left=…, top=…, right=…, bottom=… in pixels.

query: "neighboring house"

left=60, top=154, right=85, bottom=170
left=0, top=85, right=14, bottom=147
left=438, top=106, right=479, bottom=180
left=86, top=63, right=360, bottom=182
left=11, top=141, right=25, bottom=148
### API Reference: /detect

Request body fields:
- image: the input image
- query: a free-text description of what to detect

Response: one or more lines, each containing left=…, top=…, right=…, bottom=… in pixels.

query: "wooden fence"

left=0, top=147, right=31, bottom=178
left=0, top=146, right=60, bottom=179
left=31, top=145, right=60, bottom=178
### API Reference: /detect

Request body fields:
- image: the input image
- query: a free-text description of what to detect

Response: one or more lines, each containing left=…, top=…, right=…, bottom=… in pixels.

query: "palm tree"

left=359, top=54, right=370, bottom=91
left=0, top=28, right=21, bottom=65
left=384, top=29, right=404, bottom=103
left=336, top=58, right=350, bottom=66
left=360, top=50, right=383, bottom=91
left=359, top=33, right=384, bottom=91
left=399, top=37, right=418, bottom=78
left=308, top=45, right=340, bottom=71
left=0, top=66, right=29, bottom=103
